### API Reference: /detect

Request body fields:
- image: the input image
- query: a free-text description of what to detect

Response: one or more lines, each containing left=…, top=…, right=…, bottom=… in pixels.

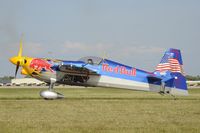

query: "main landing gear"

left=40, top=78, right=64, bottom=100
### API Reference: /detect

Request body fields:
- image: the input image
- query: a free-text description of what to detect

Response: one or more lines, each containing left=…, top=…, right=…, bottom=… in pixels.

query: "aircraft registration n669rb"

left=9, top=39, right=188, bottom=100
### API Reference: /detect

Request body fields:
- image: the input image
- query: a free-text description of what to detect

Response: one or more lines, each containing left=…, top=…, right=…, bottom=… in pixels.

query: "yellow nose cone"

left=9, top=56, right=18, bottom=65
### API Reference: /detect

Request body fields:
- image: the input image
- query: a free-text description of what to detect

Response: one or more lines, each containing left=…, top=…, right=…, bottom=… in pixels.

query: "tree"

left=185, top=75, right=200, bottom=81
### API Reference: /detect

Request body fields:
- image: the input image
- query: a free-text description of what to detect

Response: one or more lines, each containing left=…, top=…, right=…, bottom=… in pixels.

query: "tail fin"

left=155, top=48, right=184, bottom=74
left=155, top=48, right=188, bottom=96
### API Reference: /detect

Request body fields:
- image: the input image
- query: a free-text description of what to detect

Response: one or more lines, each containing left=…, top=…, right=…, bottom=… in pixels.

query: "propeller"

left=9, top=35, right=24, bottom=78
left=102, top=51, right=108, bottom=63
left=18, top=36, right=23, bottom=57
left=15, top=61, right=20, bottom=78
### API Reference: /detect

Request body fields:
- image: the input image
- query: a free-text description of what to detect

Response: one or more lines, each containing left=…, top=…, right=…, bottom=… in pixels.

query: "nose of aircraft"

left=9, top=56, right=18, bottom=65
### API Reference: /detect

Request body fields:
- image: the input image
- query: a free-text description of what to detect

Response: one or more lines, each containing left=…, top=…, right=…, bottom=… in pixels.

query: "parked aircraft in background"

left=9, top=38, right=188, bottom=99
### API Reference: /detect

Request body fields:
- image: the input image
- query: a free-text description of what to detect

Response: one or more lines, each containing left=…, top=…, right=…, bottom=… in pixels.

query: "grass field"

left=0, top=87, right=200, bottom=133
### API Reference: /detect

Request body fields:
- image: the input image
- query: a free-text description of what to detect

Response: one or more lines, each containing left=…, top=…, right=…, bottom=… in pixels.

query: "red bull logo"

left=102, top=63, right=136, bottom=76
left=30, top=58, right=54, bottom=72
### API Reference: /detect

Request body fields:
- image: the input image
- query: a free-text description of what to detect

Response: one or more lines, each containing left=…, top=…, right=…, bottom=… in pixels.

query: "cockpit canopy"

left=79, top=56, right=103, bottom=65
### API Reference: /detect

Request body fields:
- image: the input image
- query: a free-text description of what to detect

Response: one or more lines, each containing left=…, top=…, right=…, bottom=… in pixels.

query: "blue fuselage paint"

left=40, top=59, right=163, bottom=86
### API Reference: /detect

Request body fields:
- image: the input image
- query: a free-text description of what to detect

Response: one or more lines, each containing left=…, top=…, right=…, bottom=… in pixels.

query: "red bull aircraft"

left=9, top=39, right=188, bottom=100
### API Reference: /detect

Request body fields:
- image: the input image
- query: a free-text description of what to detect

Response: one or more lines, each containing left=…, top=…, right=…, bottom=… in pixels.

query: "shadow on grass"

left=0, top=97, right=199, bottom=101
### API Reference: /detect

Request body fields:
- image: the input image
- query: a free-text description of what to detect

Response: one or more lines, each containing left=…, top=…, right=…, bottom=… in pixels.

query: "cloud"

left=0, top=40, right=164, bottom=77
left=24, top=42, right=44, bottom=56
left=58, top=41, right=165, bottom=71
left=61, top=41, right=164, bottom=59
left=1, top=40, right=163, bottom=60
left=0, top=42, right=44, bottom=59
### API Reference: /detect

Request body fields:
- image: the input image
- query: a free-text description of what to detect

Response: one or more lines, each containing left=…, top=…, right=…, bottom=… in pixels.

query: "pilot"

left=87, top=59, right=93, bottom=65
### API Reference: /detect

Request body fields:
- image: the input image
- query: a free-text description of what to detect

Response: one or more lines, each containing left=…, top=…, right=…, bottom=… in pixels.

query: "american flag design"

left=155, top=51, right=184, bottom=74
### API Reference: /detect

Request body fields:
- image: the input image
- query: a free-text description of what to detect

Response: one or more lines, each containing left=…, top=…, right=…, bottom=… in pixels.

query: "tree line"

left=0, top=76, right=14, bottom=83
left=185, top=75, right=200, bottom=81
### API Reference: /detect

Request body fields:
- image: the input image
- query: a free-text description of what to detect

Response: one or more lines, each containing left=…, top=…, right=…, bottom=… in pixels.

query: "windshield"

left=78, top=56, right=103, bottom=65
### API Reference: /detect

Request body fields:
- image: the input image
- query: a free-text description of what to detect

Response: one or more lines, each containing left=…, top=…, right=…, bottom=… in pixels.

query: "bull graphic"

left=30, top=58, right=54, bottom=72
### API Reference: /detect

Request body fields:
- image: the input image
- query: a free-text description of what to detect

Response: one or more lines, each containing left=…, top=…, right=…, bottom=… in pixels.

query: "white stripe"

left=170, top=88, right=188, bottom=96
left=87, top=75, right=188, bottom=96
left=156, top=66, right=171, bottom=68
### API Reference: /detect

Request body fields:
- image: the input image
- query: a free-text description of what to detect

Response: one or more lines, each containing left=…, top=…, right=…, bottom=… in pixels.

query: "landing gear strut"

left=159, top=81, right=165, bottom=95
left=40, top=78, right=64, bottom=100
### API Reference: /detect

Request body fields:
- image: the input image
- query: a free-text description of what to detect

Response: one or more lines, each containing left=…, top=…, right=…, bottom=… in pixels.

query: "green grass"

left=0, top=87, right=200, bottom=133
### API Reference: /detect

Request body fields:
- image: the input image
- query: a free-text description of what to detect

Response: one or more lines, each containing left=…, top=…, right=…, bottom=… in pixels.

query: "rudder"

left=155, top=48, right=184, bottom=74
left=154, top=48, right=188, bottom=96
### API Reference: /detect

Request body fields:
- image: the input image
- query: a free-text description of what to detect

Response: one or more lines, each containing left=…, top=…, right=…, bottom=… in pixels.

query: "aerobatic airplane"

left=9, top=39, right=188, bottom=99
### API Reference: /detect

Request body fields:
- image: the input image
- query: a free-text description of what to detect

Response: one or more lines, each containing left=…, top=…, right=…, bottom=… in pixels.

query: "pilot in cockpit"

left=87, top=59, right=94, bottom=65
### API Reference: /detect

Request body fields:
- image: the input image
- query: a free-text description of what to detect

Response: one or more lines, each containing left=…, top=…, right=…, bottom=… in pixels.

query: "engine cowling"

left=40, top=90, right=64, bottom=100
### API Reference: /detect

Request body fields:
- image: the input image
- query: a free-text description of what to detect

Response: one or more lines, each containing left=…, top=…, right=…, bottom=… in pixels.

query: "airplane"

left=9, top=38, right=188, bottom=100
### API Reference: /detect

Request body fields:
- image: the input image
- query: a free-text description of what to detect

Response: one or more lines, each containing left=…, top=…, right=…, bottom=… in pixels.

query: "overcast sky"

left=0, top=0, right=199, bottom=77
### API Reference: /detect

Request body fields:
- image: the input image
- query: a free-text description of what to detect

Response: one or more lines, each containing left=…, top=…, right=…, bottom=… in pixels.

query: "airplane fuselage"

left=20, top=56, right=163, bottom=93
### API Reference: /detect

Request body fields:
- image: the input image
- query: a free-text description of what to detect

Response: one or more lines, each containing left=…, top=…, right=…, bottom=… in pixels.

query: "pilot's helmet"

left=87, top=59, right=93, bottom=64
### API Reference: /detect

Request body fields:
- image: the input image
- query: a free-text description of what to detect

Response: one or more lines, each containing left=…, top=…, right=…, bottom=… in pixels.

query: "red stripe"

left=156, top=68, right=171, bottom=71
left=156, top=58, right=183, bottom=73
left=171, top=64, right=180, bottom=66
left=170, top=62, right=179, bottom=64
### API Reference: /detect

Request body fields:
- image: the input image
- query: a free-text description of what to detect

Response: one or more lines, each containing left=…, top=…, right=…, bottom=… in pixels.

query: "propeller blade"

left=15, top=61, right=20, bottom=78
left=18, top=35, right=23, bottom=57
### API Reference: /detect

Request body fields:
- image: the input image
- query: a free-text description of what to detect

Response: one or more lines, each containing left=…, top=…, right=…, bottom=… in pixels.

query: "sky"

left=0, top=0, right=199, bottom=77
